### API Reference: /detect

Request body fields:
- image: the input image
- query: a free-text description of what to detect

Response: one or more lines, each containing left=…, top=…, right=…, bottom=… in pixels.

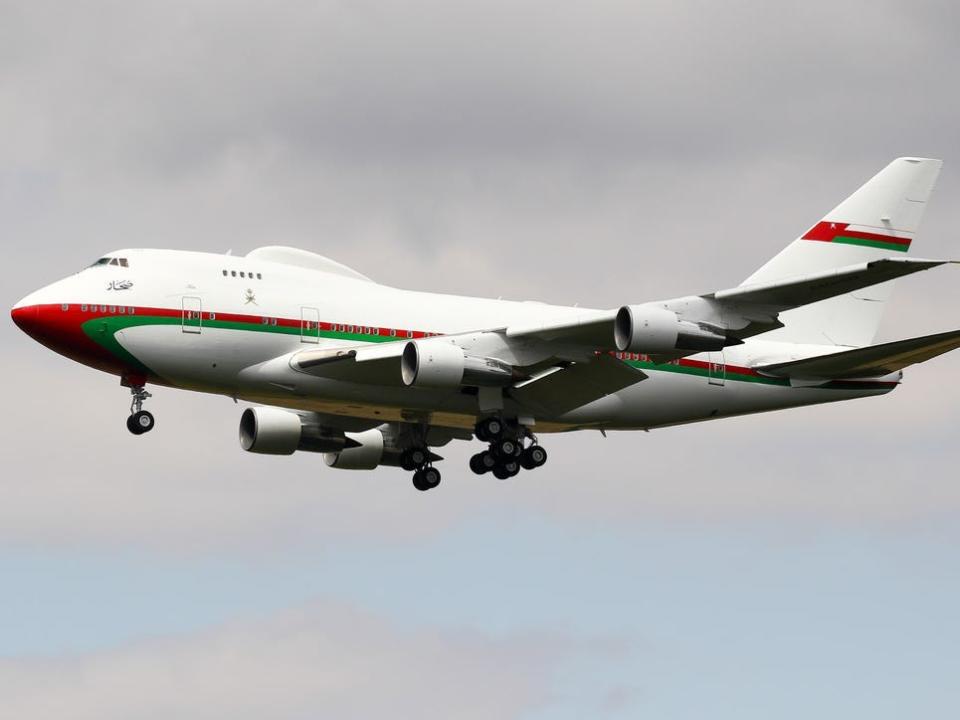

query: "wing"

left=238, top=257, right=953, bottom=410
left=501, top=257, right=954, bottom=359
left=754, top=329, right=960, bottom=380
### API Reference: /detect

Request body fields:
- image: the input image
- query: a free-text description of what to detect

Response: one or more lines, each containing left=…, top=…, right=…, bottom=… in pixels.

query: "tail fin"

left=743, top=157, right=942, bottom=347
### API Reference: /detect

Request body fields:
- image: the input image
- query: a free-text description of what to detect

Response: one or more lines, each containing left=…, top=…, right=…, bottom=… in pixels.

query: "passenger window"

left=119, top=306, right=126, bottom=314
left=129, top=307, right=135, bottom=314
left=240, top=271, right=245, bottom=278
left=109, top=306, right=116, bottom=313
left=257, top=273, right=262, bottom=279
left=81, top=304, right=88, bottom=311
left=231, top=271, right=237, bottom=277
left=222, top=270, right=228, bottom=276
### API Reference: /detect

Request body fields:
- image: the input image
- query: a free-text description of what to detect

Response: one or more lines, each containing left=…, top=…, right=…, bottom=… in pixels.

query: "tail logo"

left=802, top=222, right=911, bottom=252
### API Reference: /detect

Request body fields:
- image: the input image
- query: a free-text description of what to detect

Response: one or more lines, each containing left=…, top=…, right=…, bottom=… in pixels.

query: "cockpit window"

left=88, top=257, right=129, bottom=268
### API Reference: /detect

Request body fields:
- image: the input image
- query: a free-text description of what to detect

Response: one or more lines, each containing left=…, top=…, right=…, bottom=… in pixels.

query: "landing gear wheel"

left=520, top=445, right=547, bottom=470
left=127, top=410, right=155, bottom=435
left=401, top=448, right=428, bottom=472
left=493, top=459, right=520, bottom=480
left=493, top=437, right=519, bottom=458
left=469, top=451, right=497, bottom=475
left=412, top=470, right=430, bottom=491
left=412, top=467, right=441, bottom=491
left=421, top=466, right=441, bottom=489
left=476, top=417, right=503, bottom=441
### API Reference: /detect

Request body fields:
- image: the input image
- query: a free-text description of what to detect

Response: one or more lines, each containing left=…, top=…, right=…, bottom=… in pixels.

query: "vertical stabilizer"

left=743, top=157, right=942, bottom=347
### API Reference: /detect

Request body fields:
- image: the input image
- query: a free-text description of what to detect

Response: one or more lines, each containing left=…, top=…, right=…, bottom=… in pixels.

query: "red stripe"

left=801, top=221, right=911, bottom=247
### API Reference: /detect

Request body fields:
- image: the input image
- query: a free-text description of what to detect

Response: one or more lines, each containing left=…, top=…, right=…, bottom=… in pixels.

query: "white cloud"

left=0, top=600, right=608, bottom=720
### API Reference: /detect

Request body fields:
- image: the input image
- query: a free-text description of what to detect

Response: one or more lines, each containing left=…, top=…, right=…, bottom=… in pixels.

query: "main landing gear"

left=401, top=447, right=442, bottom=492
left=470, top=416, right=547, bottom=480
left=126, top=383, right=155, bottom=435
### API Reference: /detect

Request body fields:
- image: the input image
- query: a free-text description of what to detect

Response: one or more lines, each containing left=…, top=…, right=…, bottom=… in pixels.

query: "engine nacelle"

left=239, top=407, right=352, bottom=455
left=614, top=305, right=728, bottom=354
left=323, top=429, right=385, bottom=470
left=401, top=340, right=514, bottom=388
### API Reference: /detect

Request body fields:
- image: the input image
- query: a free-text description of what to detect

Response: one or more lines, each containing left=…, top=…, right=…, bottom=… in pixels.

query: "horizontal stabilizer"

left=755, top=329, right=960, bottom=380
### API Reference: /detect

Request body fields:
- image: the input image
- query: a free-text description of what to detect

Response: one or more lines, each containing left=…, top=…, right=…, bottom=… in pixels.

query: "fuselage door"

left=301, top=306, right=320, bottom=343
left=182, top=296, right=202, bottom=334
left=707, top=351, right=726, bottom=386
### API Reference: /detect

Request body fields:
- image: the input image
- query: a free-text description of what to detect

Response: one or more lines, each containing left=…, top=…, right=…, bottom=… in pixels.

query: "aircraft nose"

left=11, top=303, right=41, bottom=334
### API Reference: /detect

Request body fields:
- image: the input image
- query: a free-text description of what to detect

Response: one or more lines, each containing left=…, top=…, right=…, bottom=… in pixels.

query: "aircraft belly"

left=114, top=326, right=894, bottom=433
left=116, top=325, right=301, bottom=391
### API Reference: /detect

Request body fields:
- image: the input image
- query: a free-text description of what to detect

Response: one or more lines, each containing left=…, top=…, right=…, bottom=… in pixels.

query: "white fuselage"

left=13, top=247, right=897, bottom=433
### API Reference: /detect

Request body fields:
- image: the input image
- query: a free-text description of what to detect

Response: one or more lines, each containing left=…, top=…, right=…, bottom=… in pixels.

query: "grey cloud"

left=2, top=0, right=960, bottom=552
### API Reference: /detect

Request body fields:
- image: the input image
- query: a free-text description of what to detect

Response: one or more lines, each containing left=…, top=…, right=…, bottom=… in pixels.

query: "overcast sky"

left=3, top=1, right=960, bottom=717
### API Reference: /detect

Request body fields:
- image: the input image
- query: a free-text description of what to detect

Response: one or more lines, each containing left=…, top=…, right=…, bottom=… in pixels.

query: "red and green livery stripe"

left=40, top=303, right=897, bottom=393
left=802, top=221, right=911, bottom=252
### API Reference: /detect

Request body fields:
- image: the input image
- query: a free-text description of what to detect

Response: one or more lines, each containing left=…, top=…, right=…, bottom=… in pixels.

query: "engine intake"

left=401, top=340, right=514, bottom=388
left=614, top=305, right=729, bottom=354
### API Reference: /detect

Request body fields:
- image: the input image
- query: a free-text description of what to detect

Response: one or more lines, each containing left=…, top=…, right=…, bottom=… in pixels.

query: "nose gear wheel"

left=126, top=384, right=155, bottom=435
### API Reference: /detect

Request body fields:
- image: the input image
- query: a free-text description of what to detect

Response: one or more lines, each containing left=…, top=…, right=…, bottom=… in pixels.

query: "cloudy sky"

left=3, top=1, right=960, bottom=717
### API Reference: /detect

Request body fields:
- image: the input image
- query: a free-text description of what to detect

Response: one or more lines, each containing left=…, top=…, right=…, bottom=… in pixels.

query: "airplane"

left=11, top=157, right=960, bottom=491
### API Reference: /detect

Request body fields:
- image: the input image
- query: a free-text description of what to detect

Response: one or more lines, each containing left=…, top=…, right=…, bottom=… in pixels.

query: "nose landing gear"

left=126, top=383, right=155, bottom=435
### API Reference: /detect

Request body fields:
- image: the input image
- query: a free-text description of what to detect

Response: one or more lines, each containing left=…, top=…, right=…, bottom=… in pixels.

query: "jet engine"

left=323, top=429, right=386, bottom=470
left=401, top=339, right=514, bottom=389
left=614, top=305, right=730, bottom=354
left=239, top=407, right=354, bottom=455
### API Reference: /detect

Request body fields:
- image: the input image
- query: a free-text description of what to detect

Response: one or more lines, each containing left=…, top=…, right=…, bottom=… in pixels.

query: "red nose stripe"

left=10, top=304, right=39, bottom=332
left=12, top=303, right=141, bottom=377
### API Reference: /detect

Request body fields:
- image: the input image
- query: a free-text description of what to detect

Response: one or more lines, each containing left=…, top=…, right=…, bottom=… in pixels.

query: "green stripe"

left=82, top=314, right=405, bottom=371
left=625, top=358, right=790, bottom=386
left=833, top=235, right=909, bottom=252
left=82, top=315, right=892, bottom=393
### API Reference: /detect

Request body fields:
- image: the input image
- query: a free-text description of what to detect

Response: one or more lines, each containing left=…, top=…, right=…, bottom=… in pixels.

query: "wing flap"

left=292, top=343, right=406, bottom=384
left=755, top=329, right=960, bottom=380
left=509, top=354, right=647, bottom=415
